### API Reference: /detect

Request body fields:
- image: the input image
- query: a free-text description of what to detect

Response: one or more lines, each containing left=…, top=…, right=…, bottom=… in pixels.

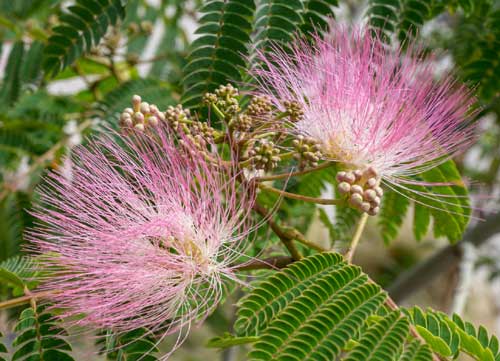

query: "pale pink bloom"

left=27, top=128, right=255, bottom=357
left=253, top=25, right=477, bottom=187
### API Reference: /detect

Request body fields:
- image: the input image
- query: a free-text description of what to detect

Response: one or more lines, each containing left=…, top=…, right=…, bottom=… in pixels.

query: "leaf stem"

left=255, top=162, right=333, bottom=182
left=345, top=213, right=368, bottom=263
left=258, top=183, right=343, bottom=205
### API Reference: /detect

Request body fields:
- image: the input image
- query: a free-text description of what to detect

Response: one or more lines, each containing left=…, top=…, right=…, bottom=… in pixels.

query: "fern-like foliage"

left=406, top=307, right=500, bottom=361
left=98, top=329, right=159, bottom=361
left=235, top=252, right=497, bottom=360
left=235, top=252, right=388, bottom=360
left=0, top=255, right=37, bottom=295
left=181, top=0, right=256, bottom=108
left=379, top=160, right=470, bottom=244
left=366, top=0, right=433, bottom=43
left=254, top=0, right=304, bottom=50
left=300, top=0, right=338, bottom=35
left=12, top=305, right=74, bottom=361
left=43, top=0, right=127, bottom=76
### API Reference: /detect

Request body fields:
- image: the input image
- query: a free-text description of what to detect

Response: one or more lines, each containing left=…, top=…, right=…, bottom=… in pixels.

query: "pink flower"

left=27, top=128, right=255, bottom=356
left=253, top=25, right=477, bottom=188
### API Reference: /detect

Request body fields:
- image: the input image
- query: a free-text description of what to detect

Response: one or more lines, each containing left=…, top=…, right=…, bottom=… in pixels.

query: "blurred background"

left=0, top=0, right=499, bottom=359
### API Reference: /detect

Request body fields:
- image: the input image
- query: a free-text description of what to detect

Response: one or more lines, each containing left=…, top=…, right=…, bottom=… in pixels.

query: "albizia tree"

left=3, top=24, right=496, bottom=361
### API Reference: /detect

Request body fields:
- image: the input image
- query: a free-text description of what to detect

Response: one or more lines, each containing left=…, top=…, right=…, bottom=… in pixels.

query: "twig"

left=0, top=290, right=56, bottom=310
left=253, top=202, right=302, bottom=260
left=258, top=183, right=343, bottom=205
left=255, top=162, right=333, bottom=182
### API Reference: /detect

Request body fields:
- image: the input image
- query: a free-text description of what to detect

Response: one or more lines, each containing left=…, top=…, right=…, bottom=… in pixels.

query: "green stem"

left=259, top=183, right=343, bottom=205
left=256, top=162, right=333, bottom=182
left=211, top=103, right=226, bottom=121
left=345, top=213, right=368, bottom=263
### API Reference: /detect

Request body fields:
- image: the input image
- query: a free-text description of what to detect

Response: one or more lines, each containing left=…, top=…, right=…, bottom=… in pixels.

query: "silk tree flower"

left=27, top=127, right=255, bottom=356
left=253, top=25, right=477, bottom=214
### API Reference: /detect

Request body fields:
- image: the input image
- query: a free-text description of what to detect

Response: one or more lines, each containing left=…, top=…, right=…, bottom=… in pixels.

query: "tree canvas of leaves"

left=0, top=1, right=499, bottom=361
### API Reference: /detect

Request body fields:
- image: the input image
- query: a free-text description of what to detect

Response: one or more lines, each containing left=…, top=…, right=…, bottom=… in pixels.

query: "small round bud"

left=366, top=178, right=377, bottom=188
left=344, top=172, right=356, bottom=184
left=363, top=189, right=377, bottom=201
left=124, top=107, right=134, bottom=115
left=375, top=186, right=384, bottom=197
left=134, top=123, right=145, bottom=131
left=140, top=102, right=150, bottom=114
left=368, top=206, right=380, bottom=216
left=354, top=170, right=363, bottom=180
left=132, top=95, right=142, bottom=111
left=121, top=117, right=133, bottom=127
left=349, top=193, right=363, bottom=207
left=372, top=196, right=381, bottom=206
left=147, top=115, right=159, bottom=126
left=360, top=202, right=371, bottom=212
left=134, top=112, right=144, bottom=123
left=351, top=185, right=363, bottom=194
left=363, top=166, right=378, bottom=179
left=336, top=171, right=347, bottom=182
left=338, top=182, right=351, bottom=194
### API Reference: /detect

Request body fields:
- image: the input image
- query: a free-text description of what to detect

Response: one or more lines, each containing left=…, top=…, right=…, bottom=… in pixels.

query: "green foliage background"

left=0, top=0, right=499, bottom=360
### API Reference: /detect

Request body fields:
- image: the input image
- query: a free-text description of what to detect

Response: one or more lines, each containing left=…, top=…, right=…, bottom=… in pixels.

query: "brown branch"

left=388, top=212, right=500, bottom=303
left=0, top=290, right=56, bottom=310
left=253, top=202, right=303, bottom=260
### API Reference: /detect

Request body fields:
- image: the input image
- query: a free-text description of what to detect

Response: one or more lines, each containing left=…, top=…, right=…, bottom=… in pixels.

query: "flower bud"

left=349, top=193, right=363, bottom=207
left=337, top=182, right=351, bottom=194
left=351, top=185, right=363, bottom=194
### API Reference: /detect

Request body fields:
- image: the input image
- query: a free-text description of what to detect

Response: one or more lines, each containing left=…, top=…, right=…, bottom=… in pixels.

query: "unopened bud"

left=375, top=186, right=384, bottom=197
left=351, top=185, right=363, bottom=194
left=338, top=182, right=351, bottom=194
left=134, top=123, right=144, bottom=131
left=349, top=193, right=363, bottom=207
left=140, top=102, right=150, bottom=114
left=132, top=95, right=141, bottom=111
left=360, top=202, right=371, bottom=212
left=363, top=189, right=377, bottom=201
left=368, top=206, right=380, bottom=216
left=134, top=112, right=144, bottom=123
left=367, top=178, right=377, bottom=188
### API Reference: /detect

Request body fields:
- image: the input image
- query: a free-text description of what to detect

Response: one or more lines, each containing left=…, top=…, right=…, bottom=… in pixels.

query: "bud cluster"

left=247, top=140, right=281, bottom=171
left=336, top=167, right=383, bottom=216
left=246, top=95, right=272, bottom=117
left=292, top=135, right=322, bottom=170
left=120, top=95, right=165, bottom=131
left=283, top=100, right=304, bottom=121
left=165, top=104, right=191, bottom=130
left=203, top=84, right=240, bottom=116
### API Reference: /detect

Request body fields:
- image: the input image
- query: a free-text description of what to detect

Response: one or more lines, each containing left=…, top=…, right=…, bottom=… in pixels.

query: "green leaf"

left=12, top=305, right=74, bottom=361
left=344, top=311, right=409, bottom=361
left=379, top=188, right=410, bottom=244
left=236, top=253, right=388, bottom=360
left=97, top=328, right=159, bottom=361
left=181, top=0, right=256, bottom=108
left=43, top=0, right=127, bottom=76
left=0, top=41, right=25, bottom=106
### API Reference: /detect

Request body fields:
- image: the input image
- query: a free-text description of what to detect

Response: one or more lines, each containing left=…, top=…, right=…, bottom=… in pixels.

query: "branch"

left=255, top=162, right=333, bottom=182
left=258, top=183, right=343, bottom=205
left=253, top=202, right=303, bottom=260
left=388, top=212, right=500, bottom=303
